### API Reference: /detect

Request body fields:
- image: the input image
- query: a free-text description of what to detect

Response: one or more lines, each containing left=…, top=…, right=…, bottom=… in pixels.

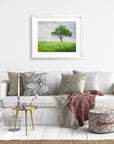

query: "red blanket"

left=67, top=90, right=104, bottom=126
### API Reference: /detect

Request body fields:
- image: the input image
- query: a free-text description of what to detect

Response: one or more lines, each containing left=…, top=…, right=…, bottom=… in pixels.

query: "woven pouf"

left=89, top=108, right=114, bottom=133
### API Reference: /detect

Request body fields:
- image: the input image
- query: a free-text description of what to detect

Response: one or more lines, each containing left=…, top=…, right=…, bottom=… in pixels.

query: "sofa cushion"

left=2, top=94, right=114, bottom=109
left=1, top=96, right=56, bottom=108
left=59, top=73, right=88, bottom=94
left=98, top=72, right=114, bottom=94
left=73, top=71, right=99, bottom=91
left=21, top=73, right=49, bottom=96
left=7, top=71, right=35, bottom=96
left=47, top=71, right=62, bottom=95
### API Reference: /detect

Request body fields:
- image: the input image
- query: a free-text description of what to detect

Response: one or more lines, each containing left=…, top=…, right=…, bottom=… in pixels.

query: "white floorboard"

left=28, top=126, right=46, bottom=140
left=72, top=126, right=87, bottom=140
left=87, top=130, right=114, bottom=140
left=0, top=125, right=114, bottom=140
left=12, top=126, right=32, bottom=140
left=43, top=126, right=59, bottom=140
left=57, top=127, right=72, bottom=140
left=0, top=127, right=15, bottom=140
left=101, top=133, right=114, bottom=140
left=86, top=125, right=114, bottom=140
left=0, top=126, right=6, bottom=134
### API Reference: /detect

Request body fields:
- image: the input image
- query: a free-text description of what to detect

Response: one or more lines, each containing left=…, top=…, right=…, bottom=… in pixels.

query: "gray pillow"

left=73, top=70, right=99, bottom=91
left=59, top=73, right=88, bottom=94
left=7, top=71, right=35, bottom=96
left=21, top=73, right=49, bottom=96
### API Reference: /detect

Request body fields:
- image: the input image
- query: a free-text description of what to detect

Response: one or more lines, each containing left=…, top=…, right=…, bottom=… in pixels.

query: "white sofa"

left=0, top=71, right=114, bottom=126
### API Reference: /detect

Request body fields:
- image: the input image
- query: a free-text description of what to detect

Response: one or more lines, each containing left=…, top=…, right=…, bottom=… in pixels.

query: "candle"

left=18, top=73, right=20, bottom=97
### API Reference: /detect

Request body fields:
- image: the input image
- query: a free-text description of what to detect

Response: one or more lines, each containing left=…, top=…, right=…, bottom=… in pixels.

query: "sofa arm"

left=0, top=80, right=9, bottom=99
left=113, top=83, right=114, bottom=94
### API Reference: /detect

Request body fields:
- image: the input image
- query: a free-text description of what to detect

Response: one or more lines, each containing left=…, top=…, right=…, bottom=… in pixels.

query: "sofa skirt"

left=2, top=108, right=60, bottom=126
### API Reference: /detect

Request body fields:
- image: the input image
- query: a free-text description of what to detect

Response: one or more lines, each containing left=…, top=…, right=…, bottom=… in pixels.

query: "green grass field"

left=38, top=41, right=76, bottom=52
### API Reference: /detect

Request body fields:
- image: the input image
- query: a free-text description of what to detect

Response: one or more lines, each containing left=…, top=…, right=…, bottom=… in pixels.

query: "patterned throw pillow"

left=21, top=73, right=49, bottom=96
left=7, top=71, right=35, bottom=96
left=59, top=73, right=88, bottom=94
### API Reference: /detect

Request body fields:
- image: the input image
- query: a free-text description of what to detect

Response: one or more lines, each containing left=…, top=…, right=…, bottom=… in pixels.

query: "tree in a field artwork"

left=38, top=21, right=76, bottom=52
left=51, top=25, right=72, bottom=42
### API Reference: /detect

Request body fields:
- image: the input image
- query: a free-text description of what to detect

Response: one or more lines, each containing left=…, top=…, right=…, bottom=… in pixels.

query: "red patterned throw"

left=67, top=90, right=104, bottom=126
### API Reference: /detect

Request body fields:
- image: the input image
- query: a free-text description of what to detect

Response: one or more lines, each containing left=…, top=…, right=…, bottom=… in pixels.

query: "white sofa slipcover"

left=1, top=96, right=56, bottom=108
left=0, top=71, right=114, bottom=126
left=2, top=94, right=114, bottom=109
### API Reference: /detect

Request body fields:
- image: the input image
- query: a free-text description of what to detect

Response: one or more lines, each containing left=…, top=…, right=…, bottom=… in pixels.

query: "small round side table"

left=12, top=105, right=37, bottom=136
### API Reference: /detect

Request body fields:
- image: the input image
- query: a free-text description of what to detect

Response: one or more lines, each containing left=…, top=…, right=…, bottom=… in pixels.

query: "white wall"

left=0, top=0, right=114, bottom=80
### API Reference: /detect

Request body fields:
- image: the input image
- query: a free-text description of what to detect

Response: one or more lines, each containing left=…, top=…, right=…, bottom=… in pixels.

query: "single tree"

left=51, top=25, right=72, bottom=42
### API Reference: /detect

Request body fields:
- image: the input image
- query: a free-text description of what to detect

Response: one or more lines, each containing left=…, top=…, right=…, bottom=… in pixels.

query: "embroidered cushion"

left=21, top=73, right=49, bottom=96
left=59, top=73, right=88, bottom=94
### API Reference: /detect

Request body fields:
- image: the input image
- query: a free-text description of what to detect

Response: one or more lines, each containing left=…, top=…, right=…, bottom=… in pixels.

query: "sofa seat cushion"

left=1, top=94, right=114, bottom=109
left=1, top=96, right=56, bottom=108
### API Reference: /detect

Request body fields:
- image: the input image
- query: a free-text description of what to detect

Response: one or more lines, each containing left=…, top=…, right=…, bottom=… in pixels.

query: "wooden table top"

left=12, top=105, right=38, bottom=111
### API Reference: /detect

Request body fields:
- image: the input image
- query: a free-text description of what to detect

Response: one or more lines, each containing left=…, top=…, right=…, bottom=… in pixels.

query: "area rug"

left=0, top=140, right=114, bottom=144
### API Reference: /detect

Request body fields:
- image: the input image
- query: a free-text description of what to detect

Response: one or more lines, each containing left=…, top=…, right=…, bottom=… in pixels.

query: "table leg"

left=14, top=110, right=19, bottom=132
left=25, top=110, right=27, bottom=136
left=30, top=110, right=34, bottom=130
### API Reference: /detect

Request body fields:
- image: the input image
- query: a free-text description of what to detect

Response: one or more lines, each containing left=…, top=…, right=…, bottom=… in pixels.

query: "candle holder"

left=16, top=96, right=21, bottom=108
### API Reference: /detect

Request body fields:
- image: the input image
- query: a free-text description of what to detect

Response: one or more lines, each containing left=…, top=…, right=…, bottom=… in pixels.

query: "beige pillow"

left=59, top=73, right=88, bottom=94
left=7, top=71, right=35, bottom=96
left=73, top=70, right=99, bottom=91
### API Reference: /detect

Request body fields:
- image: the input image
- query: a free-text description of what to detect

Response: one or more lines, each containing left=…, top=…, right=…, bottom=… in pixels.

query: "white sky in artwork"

left=38, top=21, right=76, bottom=43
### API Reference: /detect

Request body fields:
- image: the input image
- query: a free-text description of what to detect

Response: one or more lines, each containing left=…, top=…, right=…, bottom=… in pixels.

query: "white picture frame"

left=32, top=16, right=81, bottom=59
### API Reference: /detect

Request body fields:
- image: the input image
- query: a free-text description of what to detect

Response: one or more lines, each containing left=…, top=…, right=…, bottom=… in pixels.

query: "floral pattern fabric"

left=21, top=73, right=49, bottom=96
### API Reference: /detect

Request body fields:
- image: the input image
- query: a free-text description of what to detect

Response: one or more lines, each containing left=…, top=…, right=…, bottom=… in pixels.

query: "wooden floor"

left=0, top=125, right=114, bottom=140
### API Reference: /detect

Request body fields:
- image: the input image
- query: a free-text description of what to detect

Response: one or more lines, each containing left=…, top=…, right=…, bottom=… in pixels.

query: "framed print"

left=32, top=16, right=81, bottom=58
